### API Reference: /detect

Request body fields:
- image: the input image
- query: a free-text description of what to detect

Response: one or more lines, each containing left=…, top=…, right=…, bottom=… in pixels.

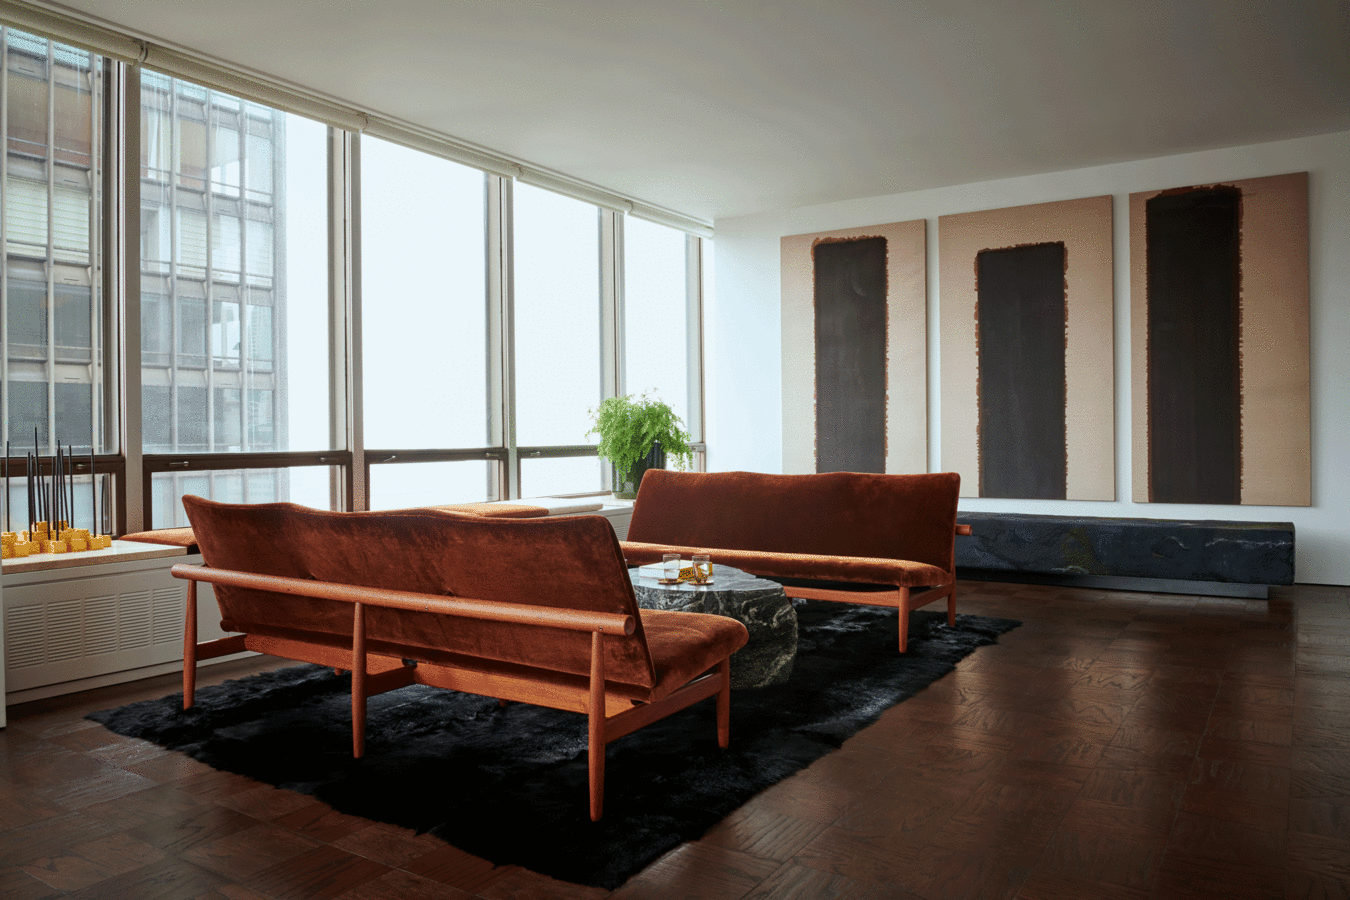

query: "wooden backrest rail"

left=171, top=563, right=636, bottom=636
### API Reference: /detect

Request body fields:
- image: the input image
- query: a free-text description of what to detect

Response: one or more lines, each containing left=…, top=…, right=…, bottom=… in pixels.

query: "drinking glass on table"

left=692, top=553, right=712, bottom=584
left=662, top=553, right=682, bottom=583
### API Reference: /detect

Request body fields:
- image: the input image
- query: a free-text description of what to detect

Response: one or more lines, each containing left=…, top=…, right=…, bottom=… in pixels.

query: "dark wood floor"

left=2, top=579, right=1347, bottom=900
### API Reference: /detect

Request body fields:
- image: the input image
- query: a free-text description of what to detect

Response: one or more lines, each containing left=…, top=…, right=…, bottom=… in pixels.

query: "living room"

left=1, top=2, right=1348, bottom=898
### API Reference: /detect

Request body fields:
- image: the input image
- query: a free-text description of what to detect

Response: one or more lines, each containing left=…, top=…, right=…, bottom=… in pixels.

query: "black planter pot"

left=611, top=442, right=665, bottom=499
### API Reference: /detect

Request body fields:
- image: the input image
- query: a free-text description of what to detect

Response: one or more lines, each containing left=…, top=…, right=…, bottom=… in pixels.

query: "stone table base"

left=629, top=564, right=797, bottom=689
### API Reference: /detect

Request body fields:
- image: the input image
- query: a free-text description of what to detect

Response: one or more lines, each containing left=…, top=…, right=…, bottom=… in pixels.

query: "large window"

left=360, top=136, right=490, bottom=509
left=2, top=27, right=106, bottom=527
left=624, top=216, right=691, bottom=424
left=139, top=72, right=333, bottom=524
left=512, top=182, right=603, bottom=494
left=513, top=183, right=602, bottom=448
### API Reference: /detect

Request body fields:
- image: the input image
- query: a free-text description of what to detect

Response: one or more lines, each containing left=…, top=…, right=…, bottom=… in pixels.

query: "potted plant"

left=588, top=393, right=693, bottom=499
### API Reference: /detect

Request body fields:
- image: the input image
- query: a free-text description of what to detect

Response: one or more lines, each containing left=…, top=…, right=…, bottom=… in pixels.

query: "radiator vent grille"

left=46, top=600, right=84, bottom=662
left=84, top=596, right=120, bottom=656
left=152, top=587, right=183, bottom=645
left=119, top=589, right=153, bottom=649
left=6, top=605, right=47, bottom=669
left=4, top=584, right=186, bottom=671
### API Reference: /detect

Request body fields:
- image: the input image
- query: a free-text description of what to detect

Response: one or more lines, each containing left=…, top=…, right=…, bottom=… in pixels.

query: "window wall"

left=0, top=20, right=707, bottom=532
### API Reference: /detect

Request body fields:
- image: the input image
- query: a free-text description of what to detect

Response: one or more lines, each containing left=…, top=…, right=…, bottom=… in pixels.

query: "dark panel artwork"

left=814, top=237, right=886, bottom=473
left=976, top=242, right=1068, bottom=499
left=1145, top=187, right=1242, bottom=504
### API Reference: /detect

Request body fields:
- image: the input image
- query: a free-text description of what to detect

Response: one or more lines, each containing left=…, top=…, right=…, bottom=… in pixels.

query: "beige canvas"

left=780, top=219, right=927, bottom=475
left=938, top=195, right=1115, bottom=500
left=1129, top=172, right=1310, bottom=506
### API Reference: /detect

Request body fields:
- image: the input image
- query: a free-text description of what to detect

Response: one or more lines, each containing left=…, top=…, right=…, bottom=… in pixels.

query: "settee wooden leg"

left=183, top=582, right=197, bottom=709
left=588, top=631, right=606, bottom=821
left=716, top=658, right=731, bottom=748
left=352, top=603, right=367, bottom=759
left=897, top=587, right=911, bottom=653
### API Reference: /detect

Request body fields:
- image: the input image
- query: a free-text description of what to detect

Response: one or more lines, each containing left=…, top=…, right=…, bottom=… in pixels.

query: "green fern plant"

left=588, top=393, right=693, bottom=489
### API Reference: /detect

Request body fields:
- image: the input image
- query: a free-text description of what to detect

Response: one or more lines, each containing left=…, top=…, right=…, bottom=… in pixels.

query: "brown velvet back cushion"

left=626, top=470, right=962, bottom=572
left=182, top=496, right=657, bottom=689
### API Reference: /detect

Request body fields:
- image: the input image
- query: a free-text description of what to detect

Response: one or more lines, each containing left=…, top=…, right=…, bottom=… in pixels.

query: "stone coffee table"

left=628, top=564, right=797, bottom=688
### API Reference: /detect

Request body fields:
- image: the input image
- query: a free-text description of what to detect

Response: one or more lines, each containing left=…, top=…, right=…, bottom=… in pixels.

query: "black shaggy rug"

left=89, top=602, right=1019, bottom=888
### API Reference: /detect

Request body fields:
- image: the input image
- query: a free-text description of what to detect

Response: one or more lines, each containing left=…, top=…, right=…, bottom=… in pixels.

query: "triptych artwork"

left=779, top=171, right=1310, bottom=507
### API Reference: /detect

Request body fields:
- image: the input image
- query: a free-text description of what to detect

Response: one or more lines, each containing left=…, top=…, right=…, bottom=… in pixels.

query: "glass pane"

left=623, top=216, right=689, bottom=425
left=368, top=460, right=493, bottom=510
left=2, top=26, right=108, bottom=454
left=5, top=273, right=46, bottom=352
left=519, top=456, right=602, bottom=498
left=54, top=381, right=92, bottom=446
left=513, top=182, right=601, bottom=446
left=140, top=73, right=333, bottom=454
left=5, top=38, right=48, bottom=159
left=143, top=384, right=171, bottom=450
left=360, top=136, right=487, bottom=449
left=53, top=281, right=93, bottom=361
left=150, top=466, right=339, bottom=527
left=6, top=380, right=46, bottom=447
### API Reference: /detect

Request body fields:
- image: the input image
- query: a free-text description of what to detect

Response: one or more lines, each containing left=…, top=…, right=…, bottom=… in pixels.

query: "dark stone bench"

left=955, top=512, right=1295, bottom=598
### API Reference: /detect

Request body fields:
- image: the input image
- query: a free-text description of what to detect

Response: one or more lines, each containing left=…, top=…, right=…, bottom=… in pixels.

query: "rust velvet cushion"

left=624, top=470, right=962, bottom=580
left=120, top=526, right=199, bottom=553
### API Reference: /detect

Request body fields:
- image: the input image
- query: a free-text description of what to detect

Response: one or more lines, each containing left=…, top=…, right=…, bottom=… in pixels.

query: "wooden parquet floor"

left=2, top=579, right=1347, bottom=899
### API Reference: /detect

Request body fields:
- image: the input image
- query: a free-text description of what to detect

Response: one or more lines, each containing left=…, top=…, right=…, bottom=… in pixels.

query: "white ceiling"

left=41, top=0, right=1350, bottom=222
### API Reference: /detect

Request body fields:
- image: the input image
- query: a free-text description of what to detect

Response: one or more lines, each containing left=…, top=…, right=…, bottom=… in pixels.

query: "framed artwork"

left=939, top=195, right=1115, bottom=500
left=781, top=219, right=927, bottom=475
left=1130, top=172, right=1310, bottom=506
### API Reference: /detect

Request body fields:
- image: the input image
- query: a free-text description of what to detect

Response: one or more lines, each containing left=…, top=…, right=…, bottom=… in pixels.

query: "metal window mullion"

left=44, top=37, right=56, bottom=450
left=1, top=30, right=10, bottom=448
left=119, top=63, right=142, bottom=533
left=266, top=110, right=287, bottom=457
left=87, top=57, right=100, bottom=455
left=203, top=91, right=216, bottom=451
left=601, top=210, right=622, bottom=399
left=599, top=209, right=622, bottom=492
left=237, top=113, right=251, bottom=452
left=686, top=234, right=705, bottom=449
left=168, top=85, right=180, bottom=453
left=344, top=131, right=364, bottom=510
left=489, top=173, right=518, bottom=500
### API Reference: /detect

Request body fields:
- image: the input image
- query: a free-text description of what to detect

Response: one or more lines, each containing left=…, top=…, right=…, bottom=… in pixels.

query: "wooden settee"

left=620, top=470, right=966, bottom=652
left=174, top=495, right=748, bottom=820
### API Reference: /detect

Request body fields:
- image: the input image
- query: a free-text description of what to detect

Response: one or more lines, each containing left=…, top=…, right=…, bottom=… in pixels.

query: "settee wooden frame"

left=174, top=563, right=732, bottom=822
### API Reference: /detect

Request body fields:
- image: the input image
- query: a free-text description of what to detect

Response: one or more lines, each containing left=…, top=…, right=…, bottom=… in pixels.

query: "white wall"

left=707, top=129, right=1350, bottom=585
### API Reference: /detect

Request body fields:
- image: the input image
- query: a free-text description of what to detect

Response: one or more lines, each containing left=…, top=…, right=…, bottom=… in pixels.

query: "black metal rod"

left=28, top=453, right=35, bottom=531
left=68, top=445, right=76, bottom=532
left=91, top=446, right=97, bottom=536
left=34, top=428, right=42, bottom=525
left=56, top=442, right=64, bottom=530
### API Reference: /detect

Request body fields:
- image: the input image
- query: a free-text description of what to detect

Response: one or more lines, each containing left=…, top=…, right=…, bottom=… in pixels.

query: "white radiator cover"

left=3, top=553, right=237, bottom=702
